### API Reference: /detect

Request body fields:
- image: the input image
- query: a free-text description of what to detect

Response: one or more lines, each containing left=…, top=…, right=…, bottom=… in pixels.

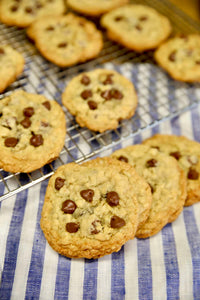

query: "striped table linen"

left=0, top=63, right=200, bottom=300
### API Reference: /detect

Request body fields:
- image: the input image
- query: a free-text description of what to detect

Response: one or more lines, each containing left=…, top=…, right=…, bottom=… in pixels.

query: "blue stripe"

left=25, top=180, right=48, bottom=299
left=190, top=106, right=200, bottom=142
left=162, top=224, right=180, bottom=300
left=137, top=238, right=153, bottom=300
left=83, top=259, right=98, bottom=300
left=111, top=247, right=125, bottom=300
left=0, top=189, right=28, bottom=300
left=54, top=256, right=71, bottom=300
left=184, top=204, right=200, bottom=299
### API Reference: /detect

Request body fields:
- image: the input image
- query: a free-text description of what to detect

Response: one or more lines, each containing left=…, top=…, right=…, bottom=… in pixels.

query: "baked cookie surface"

left=143, top=134, right=200, bottom=206
left=0, top=45, right=24, bottom=93
left=27, top=13, right=103, bottom=67
left=155, top=34, right=200, bottom=82
left=0, top=90, right=66, bottom=173
left=67, top=0, right=129, bottom=16
left=111, top=144, right=187, bottom=238
left=62, top=68, right=138, bottom=132
left=100, top=4, right=172, bottom=52
left=0, top=0, right=67, bottom=28
left=40, top=158, right=140, bottom=259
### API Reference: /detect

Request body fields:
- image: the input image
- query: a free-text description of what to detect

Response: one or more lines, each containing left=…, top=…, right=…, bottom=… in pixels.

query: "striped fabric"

left=0, top=63, right=200, bottom=300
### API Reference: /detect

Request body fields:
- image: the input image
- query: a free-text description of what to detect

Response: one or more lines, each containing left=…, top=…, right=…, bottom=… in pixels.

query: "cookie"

left=143, top=134, right=200, bottom=206
left=0, top=90, right=66, bottom=173
left=0, top=0, right=67, bottom=28
left=27, top=13, right=103, bottom=67
left=154, top=34, right=200, bottom=82
left=40, top=157, right=141, bottom=259
left=111, top=144, right=187, bottom=238
left=62, top=68, right=138, bottom=132
left=0, top=45, right=24, bottom=93
left=67, top=0, right=129, bottom=16
left=100, top=4, right=172, bottom=52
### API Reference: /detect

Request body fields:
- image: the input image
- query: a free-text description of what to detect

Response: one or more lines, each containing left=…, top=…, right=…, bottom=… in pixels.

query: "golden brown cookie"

left=0, top=0, right=67, bottom=28
left=143, top=134, right=200, bottom=206
left=0, top=45, right=24, bottom=93
left=101, top=4, right=172, bottom=52
left=62, top=68, right=138, bottom=132
left=27, top=13, right=103, bottom=67
left=111, top=144, right=187, bottom=238
left=40, top=157, right=141, bottom=259
left=0, top=90, right=66, bottom=173
left=154, top=34, right=200, bottom=82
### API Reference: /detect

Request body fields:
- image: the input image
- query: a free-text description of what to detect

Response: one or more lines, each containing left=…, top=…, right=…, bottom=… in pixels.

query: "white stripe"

left=172, top=215, right=193, bottom=298
left=97, top=255, right=112, bottom=300
left=39, top=243, right=58, bottom=300
left=68, top=258, right=84, bottom=300
left=150, top=232, right=166, bottom=300
left=124, top=239, right=138, bottom=300
left=0, top=195, right=16, bottom=276
left=10, top=184, right=40, bottom=300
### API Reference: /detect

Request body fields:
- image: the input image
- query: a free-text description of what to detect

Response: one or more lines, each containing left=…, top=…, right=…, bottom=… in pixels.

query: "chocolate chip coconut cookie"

left=62, top=69, right=138, bottom=132
left=0, top=45, right=24, bottom=93
left=100, top=4, right=172, bottom=52
left=27, top=13, right=103, bottom=67
left=111, top=144, right=187, bottom=238
left=67, top=0, right=129, bottom=16
left=143, top=134, right=200, bottom=206
left=0, top=0, right=67, bottom=28
left=40, top=157, right=144, bottom=259
left=0, top=90, right=66, bottom=173
left=154, top=34, right=200, bottom=82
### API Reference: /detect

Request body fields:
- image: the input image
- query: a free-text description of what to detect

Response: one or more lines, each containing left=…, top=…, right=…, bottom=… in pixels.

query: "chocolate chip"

left=139, top=15, right=148, bottom=21
left=187, top=167, right=199, bottom=180
left=55, top=177, right=65, bottom=190
left=80, top=189, right=94, bottom=202
left=4, top=137, right=18, bottom=147
left=103, top=74, right=113, bottom=85
left=20, top=117, right=31, bottom=128
left=179, top=34, right=188, bottom=41
left=110, top=216, right=126, bottom=228
left=106, top=191, right=119, bottom=207
left=41, top=121, right=49, bottom=127
left=114, top=16, right=124, bottom=21
left=81, top=75, right=91, bottom=85
left=135, top=24, right=142, bottom=31
left=25, top=7, right=33, bottom=13
left=196, top=60, right=200, bottom=65
left=88, top=100, right=97, bottom=110
left=148, top=183, right=154, bottom=193
left=110, top=89, right=123, bottom=99
left=66, top=222, right=79, bottom=233
left=170, top=151, right=181, bottom=160
left=0, top=48, right=5, bottom=54
left=117, top=156, right=128, bottom=163
left=101, top=90, right=112, bottom=100
left=23, top=107, right=34, bottom=117
left=90, top=220, right=101, bottom=234
left=81, top=89, right=92, bottom=100
left=36, top=2, right=43, bottom=9
left=46, top=26, right=55, bottom=31
left=62, top=200, right=77, bottom=214
left=146, top=159, right=158, bottom=168
left=42, top=101, right=51, bottom=110
left=168, top=50, right=176, bottom=62
left=10, top=5, right=18, bottom=12
left=58, top=42, right=67, bottom=48
left=30, top=134, right=43, bottom=147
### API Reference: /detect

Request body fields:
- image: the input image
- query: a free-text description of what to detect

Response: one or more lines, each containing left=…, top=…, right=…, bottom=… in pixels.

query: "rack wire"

left=0, top=0, right=200, bottom=201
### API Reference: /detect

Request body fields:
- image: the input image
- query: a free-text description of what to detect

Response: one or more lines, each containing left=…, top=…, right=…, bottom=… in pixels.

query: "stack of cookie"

left=40, top=134, right=200, bottom=259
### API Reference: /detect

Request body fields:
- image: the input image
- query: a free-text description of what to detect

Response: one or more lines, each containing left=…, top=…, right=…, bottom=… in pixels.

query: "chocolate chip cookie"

left=0, top=45, right=24, bottom=93
left=143, top=134, right=200, bottom=206
left=100, top=4, right=172, bottom=52
left=0, top=0, right=67, bottom=28
left=0, top=90, right=66, bottom=173
left=62, top=68, right=138, bottom=132
left=67, top=0, right=129, bottom=16
left=111, top=144, right=187, bottom=238
left=40, top=157, right=142, bottom=259
left=27, top=13, right=103, bottom=67
left=154, top=34, right=200, bottom=82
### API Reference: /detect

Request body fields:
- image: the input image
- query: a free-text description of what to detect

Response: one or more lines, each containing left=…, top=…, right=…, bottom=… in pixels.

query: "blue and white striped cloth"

left=0, top=63, right=200, bottom=300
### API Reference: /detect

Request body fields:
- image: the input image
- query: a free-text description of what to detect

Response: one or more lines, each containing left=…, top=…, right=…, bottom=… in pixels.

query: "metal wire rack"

left=0, top=0, right=200, bottom=201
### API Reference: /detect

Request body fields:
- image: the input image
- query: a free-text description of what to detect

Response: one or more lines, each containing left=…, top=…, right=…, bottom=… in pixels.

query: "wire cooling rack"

left=0, top=0, right=200, bottom=201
